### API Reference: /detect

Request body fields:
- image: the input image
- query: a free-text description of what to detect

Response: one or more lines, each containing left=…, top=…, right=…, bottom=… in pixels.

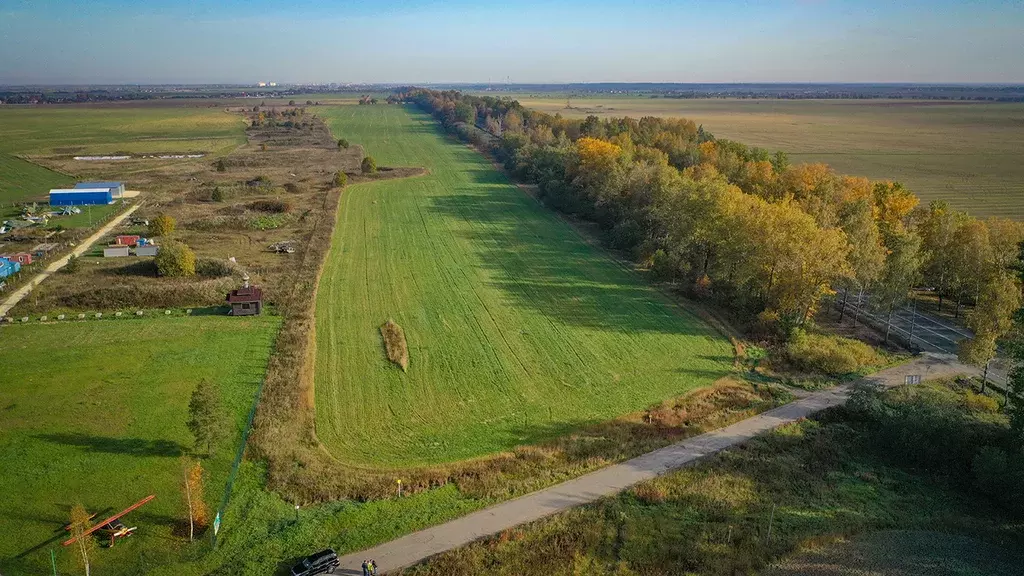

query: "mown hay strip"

left=381, top=319, right=409, bottom=371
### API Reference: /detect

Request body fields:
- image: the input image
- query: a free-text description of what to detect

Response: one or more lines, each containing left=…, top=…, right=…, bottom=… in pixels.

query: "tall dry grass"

left=380, top=319, right=409, bottom=371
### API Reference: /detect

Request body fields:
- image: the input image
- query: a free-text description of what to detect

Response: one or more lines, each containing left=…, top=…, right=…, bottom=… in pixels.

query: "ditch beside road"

left=0, top=203, right=140, bottom=318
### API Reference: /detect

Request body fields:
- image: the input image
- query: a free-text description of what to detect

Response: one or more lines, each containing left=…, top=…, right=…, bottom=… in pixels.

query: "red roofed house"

left=226, top=278, right=263, bottom=316
left=1, top=252, right=32, bottom=265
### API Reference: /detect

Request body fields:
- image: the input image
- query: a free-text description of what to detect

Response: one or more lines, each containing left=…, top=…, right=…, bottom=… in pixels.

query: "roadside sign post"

left=294, top=504, right=300, bottom=523
left=905, top=374, right=921, bottom=386
left=397, top=479, right=402, bottom=498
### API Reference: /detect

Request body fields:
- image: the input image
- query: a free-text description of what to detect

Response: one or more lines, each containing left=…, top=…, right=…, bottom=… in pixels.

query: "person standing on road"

left=361, top=559, right=369, bottom=576
left=369, top=559, right=378, bottom=575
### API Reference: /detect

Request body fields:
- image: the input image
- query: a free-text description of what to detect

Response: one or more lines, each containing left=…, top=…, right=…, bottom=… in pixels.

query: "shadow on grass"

left=101, top=259, right=158, bottom=277
left=33, top=433, right=187, bottom=457
left=427, top=192, right=712, bottom=336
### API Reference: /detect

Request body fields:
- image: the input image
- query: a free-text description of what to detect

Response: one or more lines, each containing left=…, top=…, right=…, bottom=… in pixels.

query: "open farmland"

left=0, top=154, right=72, bottom=202
left=0, top=105, right=246, bottom=203
left=505, top=95, right=1024, bottom=220
left=0, top=106, right=246, bottom=156
left=314, top=105, right=733, bottom=468
left=0, top=315, right=279, bottom=576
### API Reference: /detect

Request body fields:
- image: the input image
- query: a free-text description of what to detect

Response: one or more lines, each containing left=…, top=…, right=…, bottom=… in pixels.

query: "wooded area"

left=402, top=89, right=1023, bottom=360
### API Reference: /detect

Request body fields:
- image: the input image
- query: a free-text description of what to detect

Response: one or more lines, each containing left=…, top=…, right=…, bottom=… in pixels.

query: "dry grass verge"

left=380, top=319, right=409, bottom=371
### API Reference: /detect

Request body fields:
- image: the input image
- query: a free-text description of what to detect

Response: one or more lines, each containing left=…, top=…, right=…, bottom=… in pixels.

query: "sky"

left=1, top=0, right=1022, bottom=85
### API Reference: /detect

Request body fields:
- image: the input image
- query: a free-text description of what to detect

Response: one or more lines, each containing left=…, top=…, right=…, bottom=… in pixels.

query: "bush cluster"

left=785, top=329, right=881, bottom=376
left=248, top=199, right=293, bottom=213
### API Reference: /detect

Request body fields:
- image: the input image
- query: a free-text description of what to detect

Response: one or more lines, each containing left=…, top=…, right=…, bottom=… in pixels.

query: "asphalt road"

left=836, top=290, right=1009, bottom=387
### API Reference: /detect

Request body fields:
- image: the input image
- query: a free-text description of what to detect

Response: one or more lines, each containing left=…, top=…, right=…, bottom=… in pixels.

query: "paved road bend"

left=334, top=353, right=973, bottom=575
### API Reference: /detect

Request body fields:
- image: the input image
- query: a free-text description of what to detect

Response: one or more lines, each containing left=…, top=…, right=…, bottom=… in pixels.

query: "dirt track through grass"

left=315, top=105, right=733, bottom=468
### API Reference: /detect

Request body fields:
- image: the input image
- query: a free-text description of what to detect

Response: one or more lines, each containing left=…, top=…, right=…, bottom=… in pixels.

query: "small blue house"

left=0, top=257, right=21, bottom=278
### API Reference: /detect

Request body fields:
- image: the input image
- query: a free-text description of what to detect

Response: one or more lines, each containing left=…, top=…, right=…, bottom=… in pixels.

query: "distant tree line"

left=399, top=89, right=1024, bottom=353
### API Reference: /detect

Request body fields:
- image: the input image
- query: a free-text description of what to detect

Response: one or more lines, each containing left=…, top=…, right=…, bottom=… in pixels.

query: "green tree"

left=155, top=241, right=196, bottom=277
left=333, top=171, right=347, bottom=187
left=149, top=214, right=176, bottom=237
left=836, top=197, right=886, bottom=322
left=361, top=156, right=377, bottom=174
left=454, top=102, right=476, bottom=124
left=961, top=274, right=1023, bottom=391
left=874, top=228, right=924, bottom=344
left=186, top=379, right=228, bottom=456
left=337, top=138, right=349, bottom=149
left=64, top=254, right=81, bottom=274
left=216, top=158, right=226, bottom=172
left=211, top=186, right=224, bottom=202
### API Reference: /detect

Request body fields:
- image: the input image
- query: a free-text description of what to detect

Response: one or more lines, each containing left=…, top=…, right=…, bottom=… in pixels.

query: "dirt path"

left=0, top=203, right=140, bottom=318
left=333, top=353, right=976, bottom=575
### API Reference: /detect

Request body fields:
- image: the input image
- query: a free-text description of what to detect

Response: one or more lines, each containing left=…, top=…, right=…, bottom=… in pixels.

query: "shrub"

left=337, top=138, right=349, bottom=149
left=786, top=329, right=881, bottom=376
left=963, top=391, right=1000, bottom=414
left=196, top=258, right=236, bottom=278
left=211, top=187, right=224, bottom=202
left=215, top=159, right=226, bottom=172
left=155, top=241, right=196, bottom=277
left=248, top=199, right=293, bottom=213
left=283, top=182, right=302, bottom=194
left=63, top=254, right=80, bottom=274
left=149, top=214, right=176, bottom=237
left=333, top=171, right=347, bottom=188
left=380, top=319, right=409, bottom=371
left=361, top=156, right=377, bottom=174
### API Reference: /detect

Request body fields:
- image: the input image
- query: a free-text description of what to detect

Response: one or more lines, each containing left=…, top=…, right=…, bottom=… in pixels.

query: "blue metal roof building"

left=75, top=181, right=125, bottom=198
left=49, top=188, right=114, bottom=206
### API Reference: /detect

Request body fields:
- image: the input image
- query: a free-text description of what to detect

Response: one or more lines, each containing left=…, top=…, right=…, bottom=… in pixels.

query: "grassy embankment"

left=505, top=95, right=1024, bottom=220
left=0, top=316, right=279, bottom=576
left=408, top=379, right=1024, bottom=575
left=314, top=104, right=734, bottom=468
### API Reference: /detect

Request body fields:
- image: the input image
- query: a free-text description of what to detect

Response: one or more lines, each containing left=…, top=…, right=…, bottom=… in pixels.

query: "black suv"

left=290, top=549, right=340, bottom=576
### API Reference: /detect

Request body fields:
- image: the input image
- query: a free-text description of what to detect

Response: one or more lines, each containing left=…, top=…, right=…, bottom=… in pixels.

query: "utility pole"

left=908, top=297, right=918, bottom=352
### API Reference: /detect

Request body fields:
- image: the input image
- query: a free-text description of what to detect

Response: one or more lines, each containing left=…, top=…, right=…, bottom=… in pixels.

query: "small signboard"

left=904, top=374, right=921, bottom=386
left=213, top=512, right=221, bottom=535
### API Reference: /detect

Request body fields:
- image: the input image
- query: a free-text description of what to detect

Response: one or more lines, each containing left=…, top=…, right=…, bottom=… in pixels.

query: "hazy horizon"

left=2, top=0, right=1022, bottom=85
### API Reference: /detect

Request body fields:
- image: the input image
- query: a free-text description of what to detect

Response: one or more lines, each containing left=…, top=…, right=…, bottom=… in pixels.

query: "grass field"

left=314, top=105, right=733, bottom=468
left=0, top=316, right=279, bottom=575
left=500, top=95, right=1024, bottom=220
left=0, top=154, right=72, bottom=202
left=0, top=106, right=246, bottom=157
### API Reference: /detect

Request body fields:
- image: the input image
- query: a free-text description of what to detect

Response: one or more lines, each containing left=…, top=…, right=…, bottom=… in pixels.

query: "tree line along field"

left=0, top=316, right=279, bottom=575
left=0, top=106, right=247, bottom=202
left=314, top=105, right=734, bottom=468
left=500, top=95, right=1024, bottom=220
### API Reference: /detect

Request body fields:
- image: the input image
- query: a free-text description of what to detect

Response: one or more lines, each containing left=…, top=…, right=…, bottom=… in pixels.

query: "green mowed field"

left=503, top=95, right=1024, bottom=220
left=315, top=105, right=733, bottom=468
left=0, top=316, right=279, bottom=575
left=0, top=154, right=73, bottom=202
left=0, top=106, right=246, bottom=156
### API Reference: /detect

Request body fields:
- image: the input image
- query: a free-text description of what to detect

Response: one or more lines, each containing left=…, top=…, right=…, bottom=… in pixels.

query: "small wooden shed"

left=226, top=281, right=263, bottom=316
